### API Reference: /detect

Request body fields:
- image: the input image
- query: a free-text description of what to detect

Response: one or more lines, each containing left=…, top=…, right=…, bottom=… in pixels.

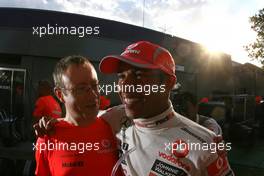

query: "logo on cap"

left=121, top=42, right=141, bottom=55
left=122, top=49, right=140, bottom=55
left=127, top=43, right=139, bottom=49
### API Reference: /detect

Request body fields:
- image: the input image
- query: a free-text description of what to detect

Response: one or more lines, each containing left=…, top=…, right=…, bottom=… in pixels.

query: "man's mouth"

left=122, top=94, right=146, bottom=106
left=123, top=97, right=142, bottom=105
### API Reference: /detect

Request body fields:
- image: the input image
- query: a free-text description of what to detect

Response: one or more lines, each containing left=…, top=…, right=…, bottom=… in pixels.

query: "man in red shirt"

left=33, top=80, right=62, bottom=120
left=35, top=56, right=122, bottom=176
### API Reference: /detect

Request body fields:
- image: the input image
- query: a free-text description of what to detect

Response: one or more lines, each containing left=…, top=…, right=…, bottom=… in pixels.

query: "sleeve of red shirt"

left=35, top=137, right=51, bottom=176
left=33, top=98, right=45, bottom=119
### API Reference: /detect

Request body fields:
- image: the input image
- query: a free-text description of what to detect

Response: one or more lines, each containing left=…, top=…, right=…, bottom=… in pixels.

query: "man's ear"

left=54, top=87, right=65, bottom=103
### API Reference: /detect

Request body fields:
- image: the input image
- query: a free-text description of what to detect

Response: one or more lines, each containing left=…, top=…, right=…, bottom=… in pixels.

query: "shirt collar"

left=133, top=101, right=175, bottom=129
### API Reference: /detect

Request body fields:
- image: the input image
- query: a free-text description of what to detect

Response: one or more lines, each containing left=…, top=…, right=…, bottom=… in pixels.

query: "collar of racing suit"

left=133, top=101, right=176, bottom=130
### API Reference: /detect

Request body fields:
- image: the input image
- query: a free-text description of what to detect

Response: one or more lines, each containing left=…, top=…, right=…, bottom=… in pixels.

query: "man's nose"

left=121, top=72, right=138, bottom=85
left=86, top=88, right=99, bottom=101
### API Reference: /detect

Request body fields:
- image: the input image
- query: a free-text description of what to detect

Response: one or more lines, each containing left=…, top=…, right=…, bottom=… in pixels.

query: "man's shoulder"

left=54, top=118, right=109, bottom=130
left=198, top=114, right=222, bottom=135
left=100, top=104, right=125, bottom=116
left=198, top=115, right=217, bottom=124
left=99, top=104, right=130, bottom=134
left=37, top=95, right=51, bottom=101
left=172, top=113, right=216, bottom=143
left=35, top=96, right=45, bottom=104
left=36, top=95, right=54, bottom=105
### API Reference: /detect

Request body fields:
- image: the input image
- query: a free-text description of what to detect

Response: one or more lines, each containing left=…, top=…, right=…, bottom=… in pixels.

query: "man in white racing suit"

left=99, top=41, right=234, bottom=176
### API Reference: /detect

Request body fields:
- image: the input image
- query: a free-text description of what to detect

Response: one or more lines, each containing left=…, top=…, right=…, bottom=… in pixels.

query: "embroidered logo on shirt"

left=158, top=152, right=191, bottom=172
left=62, top=161, right=84, bottom=167
left=206, top=154, right=232, bottom=176
left=180, top=127, right=206, bottom=143
left=172, top=140, right=189, bottom=158
left=134, top=112, right=174, bottom=128
left=150, top=159, right=187, bottom=176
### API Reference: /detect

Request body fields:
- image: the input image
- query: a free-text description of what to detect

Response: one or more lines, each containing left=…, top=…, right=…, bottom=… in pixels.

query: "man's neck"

left=135, top=101, right=171, bottom=119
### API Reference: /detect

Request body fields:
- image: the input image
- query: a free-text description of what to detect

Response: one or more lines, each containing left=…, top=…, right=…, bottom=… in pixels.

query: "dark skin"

left=34, top=62, right=176, bottom=136
left=117, top=62, right=175, bottom=119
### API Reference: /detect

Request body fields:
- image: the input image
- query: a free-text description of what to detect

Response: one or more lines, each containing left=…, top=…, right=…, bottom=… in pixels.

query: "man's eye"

left=135, top=70, right=142, bottom=77
left=76, top=86, right=87, bottom=91
left=91, top=83, right=99, bottom=89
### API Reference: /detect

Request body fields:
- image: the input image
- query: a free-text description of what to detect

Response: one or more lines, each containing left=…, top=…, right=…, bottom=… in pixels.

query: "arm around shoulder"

left=100, top=104, right=131, bottom=134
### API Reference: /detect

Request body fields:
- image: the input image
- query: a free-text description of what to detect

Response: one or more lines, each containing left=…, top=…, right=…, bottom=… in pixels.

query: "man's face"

left=60, top=63, right=100, bottom=124
left=117, top=62, right=169, bottom=119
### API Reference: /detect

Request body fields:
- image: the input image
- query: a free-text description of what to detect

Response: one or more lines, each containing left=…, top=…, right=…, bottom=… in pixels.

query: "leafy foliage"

left=245, top=8, right=264, bottom=68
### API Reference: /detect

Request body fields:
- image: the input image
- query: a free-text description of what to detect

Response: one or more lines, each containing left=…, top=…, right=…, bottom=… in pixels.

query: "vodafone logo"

left=213, top=136, right=223, bottom=143
left=122, top=43, right=141, bottom=55
left=122, top=49, right=140, bottom=55
left=158, top=151, right=191, bottom=171
left=172, top=139, right=189, bottom=158
left=216, top=157, right=224, bottom=169
left=207, top=155, right=229, bottom=176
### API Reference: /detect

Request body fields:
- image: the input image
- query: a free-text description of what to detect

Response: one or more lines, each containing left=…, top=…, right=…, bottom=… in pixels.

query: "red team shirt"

left=35, top=118, right=123, bottom=176
left=33, top=95, right=62, bottom=119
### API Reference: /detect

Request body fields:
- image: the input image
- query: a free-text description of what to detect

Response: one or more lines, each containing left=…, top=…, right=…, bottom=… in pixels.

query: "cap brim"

left=99, top=55, right=159, bottom=74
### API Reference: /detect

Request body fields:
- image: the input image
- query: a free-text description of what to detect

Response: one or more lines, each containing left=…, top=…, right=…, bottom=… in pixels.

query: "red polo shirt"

left=33, top=95, right=62, bottom=119
left=35, top=118, right=123, bottom=176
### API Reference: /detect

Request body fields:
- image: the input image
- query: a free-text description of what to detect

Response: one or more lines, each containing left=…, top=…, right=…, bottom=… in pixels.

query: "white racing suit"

left=196, top=114, right=222, bottom=136
left=101, top=103, right=234, bottom=176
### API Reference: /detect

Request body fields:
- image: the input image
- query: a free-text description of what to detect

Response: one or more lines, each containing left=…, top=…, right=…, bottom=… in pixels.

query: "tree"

left=245, top=8, right=264, bottom=68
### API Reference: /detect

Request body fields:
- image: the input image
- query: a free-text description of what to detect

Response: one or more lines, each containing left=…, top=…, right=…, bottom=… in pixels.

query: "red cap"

left=200, top=97, right=209, bottom=103
left=99, top=41, right=176, bottom=79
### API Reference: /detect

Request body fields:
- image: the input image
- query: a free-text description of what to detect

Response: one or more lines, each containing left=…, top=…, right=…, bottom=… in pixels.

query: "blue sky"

left=1, top=0, right=263, bottom=66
